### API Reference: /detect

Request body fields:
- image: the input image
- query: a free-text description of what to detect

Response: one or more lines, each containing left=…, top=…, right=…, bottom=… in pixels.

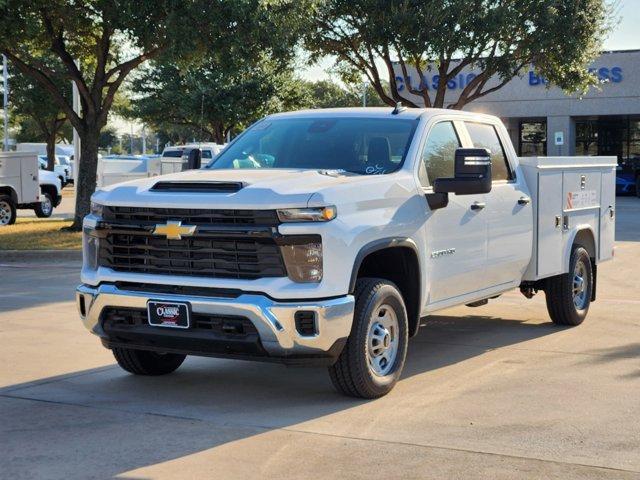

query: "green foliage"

left=127, top=56, right=306, bottom=143
left=306, top=0, right=613, bottom=108
left=0, top=0, right=315, bottom=226
left=9, top=56, right=70, bottom=168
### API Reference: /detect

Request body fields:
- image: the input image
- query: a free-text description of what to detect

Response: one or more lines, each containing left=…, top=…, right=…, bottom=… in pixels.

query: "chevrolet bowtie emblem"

left=153, top=220, right=197, bottom=240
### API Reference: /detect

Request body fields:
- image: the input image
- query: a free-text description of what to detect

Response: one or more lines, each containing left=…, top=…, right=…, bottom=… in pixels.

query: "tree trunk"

left=45, top=137, right=56, bottom=171
left=68, top=127, right=99, bottom=231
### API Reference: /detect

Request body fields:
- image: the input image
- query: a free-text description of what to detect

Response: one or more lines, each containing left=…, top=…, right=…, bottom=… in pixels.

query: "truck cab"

left=77, top=108, right=616, bottom=398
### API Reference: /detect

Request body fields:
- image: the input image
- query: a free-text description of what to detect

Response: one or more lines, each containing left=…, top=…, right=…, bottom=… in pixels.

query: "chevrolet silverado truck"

left=77, top=107, right=616, bottom=398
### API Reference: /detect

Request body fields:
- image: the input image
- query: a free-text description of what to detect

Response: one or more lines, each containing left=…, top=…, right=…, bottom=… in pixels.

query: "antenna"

left=392, top=102, right=406, bottom=115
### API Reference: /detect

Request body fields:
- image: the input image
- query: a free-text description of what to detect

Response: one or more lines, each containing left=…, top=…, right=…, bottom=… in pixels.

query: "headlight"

left=277, top=206, right=336, bottom=223
left=90, top=201, right=103, bottom=217
left=280, top=240, right=323, bottom=283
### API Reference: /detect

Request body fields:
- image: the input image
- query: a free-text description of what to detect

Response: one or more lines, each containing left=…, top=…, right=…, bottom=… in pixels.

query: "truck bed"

left=520, top=156, right=617, bottom=281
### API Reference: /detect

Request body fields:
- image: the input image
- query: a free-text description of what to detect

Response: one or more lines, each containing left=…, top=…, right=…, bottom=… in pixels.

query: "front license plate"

left=147, top=301, right=191, bottom=329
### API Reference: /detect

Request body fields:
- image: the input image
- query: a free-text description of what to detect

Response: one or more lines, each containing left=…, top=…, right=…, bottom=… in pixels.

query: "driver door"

left=419, top=120, right=489, bottom=305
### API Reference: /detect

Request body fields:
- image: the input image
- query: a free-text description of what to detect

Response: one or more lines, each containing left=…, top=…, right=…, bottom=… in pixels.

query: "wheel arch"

left=0, top=186, right=19, bottom=204
left=349, top=238, right=423, bottom=337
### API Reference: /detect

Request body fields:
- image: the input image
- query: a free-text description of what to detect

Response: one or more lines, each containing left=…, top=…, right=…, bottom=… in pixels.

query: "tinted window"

left=162, top=150, right=184, bottom=158
left=201, top=150, right=213, bottom=159
left=419, top=121, right=461, bottom=186
left=209, top=117, right=418, bottom=175
left=466, top=122, right=512, bottom=181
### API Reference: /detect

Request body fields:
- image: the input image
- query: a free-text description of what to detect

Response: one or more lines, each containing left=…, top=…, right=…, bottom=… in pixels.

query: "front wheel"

left=545, top=246, right=592, bottom=326
left=328, top=278, right=408, bottom=398
left=34, top=193, right=53, bottom=218
left=112, top=347, right=186, bottom=375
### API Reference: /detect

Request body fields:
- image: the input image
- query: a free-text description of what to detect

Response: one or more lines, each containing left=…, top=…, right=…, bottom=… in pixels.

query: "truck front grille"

left=103, top=206, right=279, bottom=226
left=98, top=207, right=287, bottom=280
left=99, top=233, right=286, bottom=279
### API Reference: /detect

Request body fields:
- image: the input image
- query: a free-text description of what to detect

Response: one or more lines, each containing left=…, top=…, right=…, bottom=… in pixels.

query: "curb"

left=0, top=249, right=82, bottom=263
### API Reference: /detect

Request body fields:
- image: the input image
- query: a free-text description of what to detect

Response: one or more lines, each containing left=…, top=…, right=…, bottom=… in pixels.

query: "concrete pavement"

left=1, top=197, right=639, bottom=479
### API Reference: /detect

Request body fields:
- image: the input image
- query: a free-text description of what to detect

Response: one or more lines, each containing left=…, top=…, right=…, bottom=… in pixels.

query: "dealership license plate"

left=147, top=301, right=191, bottom=329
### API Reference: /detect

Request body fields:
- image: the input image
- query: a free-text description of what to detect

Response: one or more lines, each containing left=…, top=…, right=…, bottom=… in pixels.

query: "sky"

left=300, top=0, right=640, bottom=82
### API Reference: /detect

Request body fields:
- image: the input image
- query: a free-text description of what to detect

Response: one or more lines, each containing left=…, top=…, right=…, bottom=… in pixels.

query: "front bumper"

left=76, top=283, right=354, bottom=365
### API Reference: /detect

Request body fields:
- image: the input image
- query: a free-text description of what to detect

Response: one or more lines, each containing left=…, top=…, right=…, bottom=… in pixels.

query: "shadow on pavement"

left=0, top=313, right=563, bottom=479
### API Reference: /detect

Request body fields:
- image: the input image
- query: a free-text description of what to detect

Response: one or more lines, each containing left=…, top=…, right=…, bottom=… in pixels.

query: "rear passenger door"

left=421, top=120, right=490, bottom=304
left=465, top=121, right=533, bottom=288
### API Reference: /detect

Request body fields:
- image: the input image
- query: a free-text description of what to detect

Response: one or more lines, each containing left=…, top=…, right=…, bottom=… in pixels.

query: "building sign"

left=395, top=66, right=624, bottom=92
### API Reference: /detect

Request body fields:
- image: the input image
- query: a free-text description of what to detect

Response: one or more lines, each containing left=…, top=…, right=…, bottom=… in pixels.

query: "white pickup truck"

left=77, top=108, right=616, bottom=398
left=0, top=151, right=62, bottom=225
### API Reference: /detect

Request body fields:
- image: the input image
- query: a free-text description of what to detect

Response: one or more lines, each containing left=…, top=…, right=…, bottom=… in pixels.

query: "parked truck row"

left=76, top=107, right=615, bottom=398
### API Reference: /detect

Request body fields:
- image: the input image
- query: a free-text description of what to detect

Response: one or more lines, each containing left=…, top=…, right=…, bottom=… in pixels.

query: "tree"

left=0, top=0, right=313, bottom=229
left=127, top=56, right=306, bottom=144
left=306, top=0, right=612, bottom=109
left=9, top=59, right=70, bottom=170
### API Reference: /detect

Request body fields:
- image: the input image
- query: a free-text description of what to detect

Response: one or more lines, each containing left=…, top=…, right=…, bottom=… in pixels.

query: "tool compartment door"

left=599, top=168, right=616, bottom=261
left=536, top=171, right=564, bottom=277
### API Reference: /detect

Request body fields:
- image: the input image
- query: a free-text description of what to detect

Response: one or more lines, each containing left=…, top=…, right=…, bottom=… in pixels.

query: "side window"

left=466, top=122, right=513, bottom=181
left=419, top=121, right=461, bottom=186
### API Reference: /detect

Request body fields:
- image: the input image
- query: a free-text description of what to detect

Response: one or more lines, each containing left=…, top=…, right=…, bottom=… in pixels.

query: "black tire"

left=545, top=246, right=592, bottom=326
left=328, top=278, right=408, bottom=398
left=0, top=195, right=17, bottom=226
left=34, top=192, right=53, bottom=218
left=112, top=347, right=186, bottom=375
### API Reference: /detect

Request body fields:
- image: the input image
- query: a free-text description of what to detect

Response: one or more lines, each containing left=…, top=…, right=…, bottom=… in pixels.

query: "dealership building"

left=394, top=50, right=640, bottom=165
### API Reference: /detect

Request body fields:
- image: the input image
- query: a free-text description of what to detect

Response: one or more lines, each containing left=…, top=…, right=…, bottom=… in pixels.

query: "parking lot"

left=0, top=197, right=638, bottom=479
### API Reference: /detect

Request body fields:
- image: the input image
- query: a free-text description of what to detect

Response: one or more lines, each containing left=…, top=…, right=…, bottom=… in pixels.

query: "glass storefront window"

left=519, top=121, right=546, bottom=156
left=575, top=116, right=640, bottom=166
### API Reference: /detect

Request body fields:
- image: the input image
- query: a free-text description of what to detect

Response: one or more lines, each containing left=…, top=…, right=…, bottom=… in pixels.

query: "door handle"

left=517, top=196, right=531, bottom=205
left=470, top=201, right=486, bottom=211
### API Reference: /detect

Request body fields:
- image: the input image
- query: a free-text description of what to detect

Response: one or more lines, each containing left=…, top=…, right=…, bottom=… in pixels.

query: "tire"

left=545, top=246, right=592, bottom=326
left=112, top=347, right=186, bottom=375
left=328, top=278, right=408, bottom=398
left=0, top=195, right=17, bottom=226
left=34, top=192, right=53, bottom=218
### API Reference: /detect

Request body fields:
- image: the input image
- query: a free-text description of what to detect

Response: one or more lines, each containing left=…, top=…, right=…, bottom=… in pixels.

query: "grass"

left=0, top=218, right=81, bottom=250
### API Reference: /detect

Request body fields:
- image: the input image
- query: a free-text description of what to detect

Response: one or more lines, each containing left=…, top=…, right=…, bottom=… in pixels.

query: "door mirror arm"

left=425, top=192, right=449, bottom=210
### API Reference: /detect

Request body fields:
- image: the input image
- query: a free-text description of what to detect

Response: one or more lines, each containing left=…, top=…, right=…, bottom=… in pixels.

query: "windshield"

left=207, top=117, right=418, bottom=174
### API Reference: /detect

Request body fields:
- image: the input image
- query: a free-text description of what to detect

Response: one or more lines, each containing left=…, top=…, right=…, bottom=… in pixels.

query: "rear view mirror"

left=185, top=148, right=202, bottom=170
left=433, top=148, right=492, bottom=195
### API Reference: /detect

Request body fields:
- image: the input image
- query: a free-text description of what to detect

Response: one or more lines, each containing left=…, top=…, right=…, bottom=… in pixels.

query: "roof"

left=268, top=106, right=499, bottom=121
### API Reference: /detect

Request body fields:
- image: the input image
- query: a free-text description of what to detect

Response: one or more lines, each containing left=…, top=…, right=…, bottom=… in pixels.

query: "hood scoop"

left=150, top=181, right=244, bottom=193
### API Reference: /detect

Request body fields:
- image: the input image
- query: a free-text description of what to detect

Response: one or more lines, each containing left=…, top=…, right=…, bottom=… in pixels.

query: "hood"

left=39, top=170, right=61, bottom=190
left=92, top=168, right=373, bottom=209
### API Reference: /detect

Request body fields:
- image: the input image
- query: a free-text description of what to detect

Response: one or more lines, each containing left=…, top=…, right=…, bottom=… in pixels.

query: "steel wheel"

left=367, top=304, right=399, bottom=377
left=40, top=196, right=52, bottom=216
left=572, top=260, right=588, bottom=310
left=0, top=200, right=12, bottom=225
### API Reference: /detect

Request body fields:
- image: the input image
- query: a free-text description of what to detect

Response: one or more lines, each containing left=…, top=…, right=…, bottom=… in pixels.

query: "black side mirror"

left=185, top=148, right=202, bottom=170
left=433, top=148, right=492, bottom=195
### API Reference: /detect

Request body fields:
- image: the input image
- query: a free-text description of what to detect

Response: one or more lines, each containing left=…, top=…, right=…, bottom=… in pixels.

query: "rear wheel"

left=112, top=347, right=186, bottom=375
left=328, top=278, right=408, bottom=398
left=34, top=193, right=53, bottom=218
left=545, top=246, right=592, bottom=326
left=0, top=195, right=17, bottom=226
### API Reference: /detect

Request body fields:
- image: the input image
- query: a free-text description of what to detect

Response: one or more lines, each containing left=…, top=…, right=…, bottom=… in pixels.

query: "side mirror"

left=185, top=148, right=202, bottom=170
left=433, top=148, right=492, bottom=195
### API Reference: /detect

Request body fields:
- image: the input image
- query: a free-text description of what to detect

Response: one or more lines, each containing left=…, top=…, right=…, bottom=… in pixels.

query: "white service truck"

left=0, top=151, right=62, bottom=225
left=77, top=108, right=615, bottom=398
